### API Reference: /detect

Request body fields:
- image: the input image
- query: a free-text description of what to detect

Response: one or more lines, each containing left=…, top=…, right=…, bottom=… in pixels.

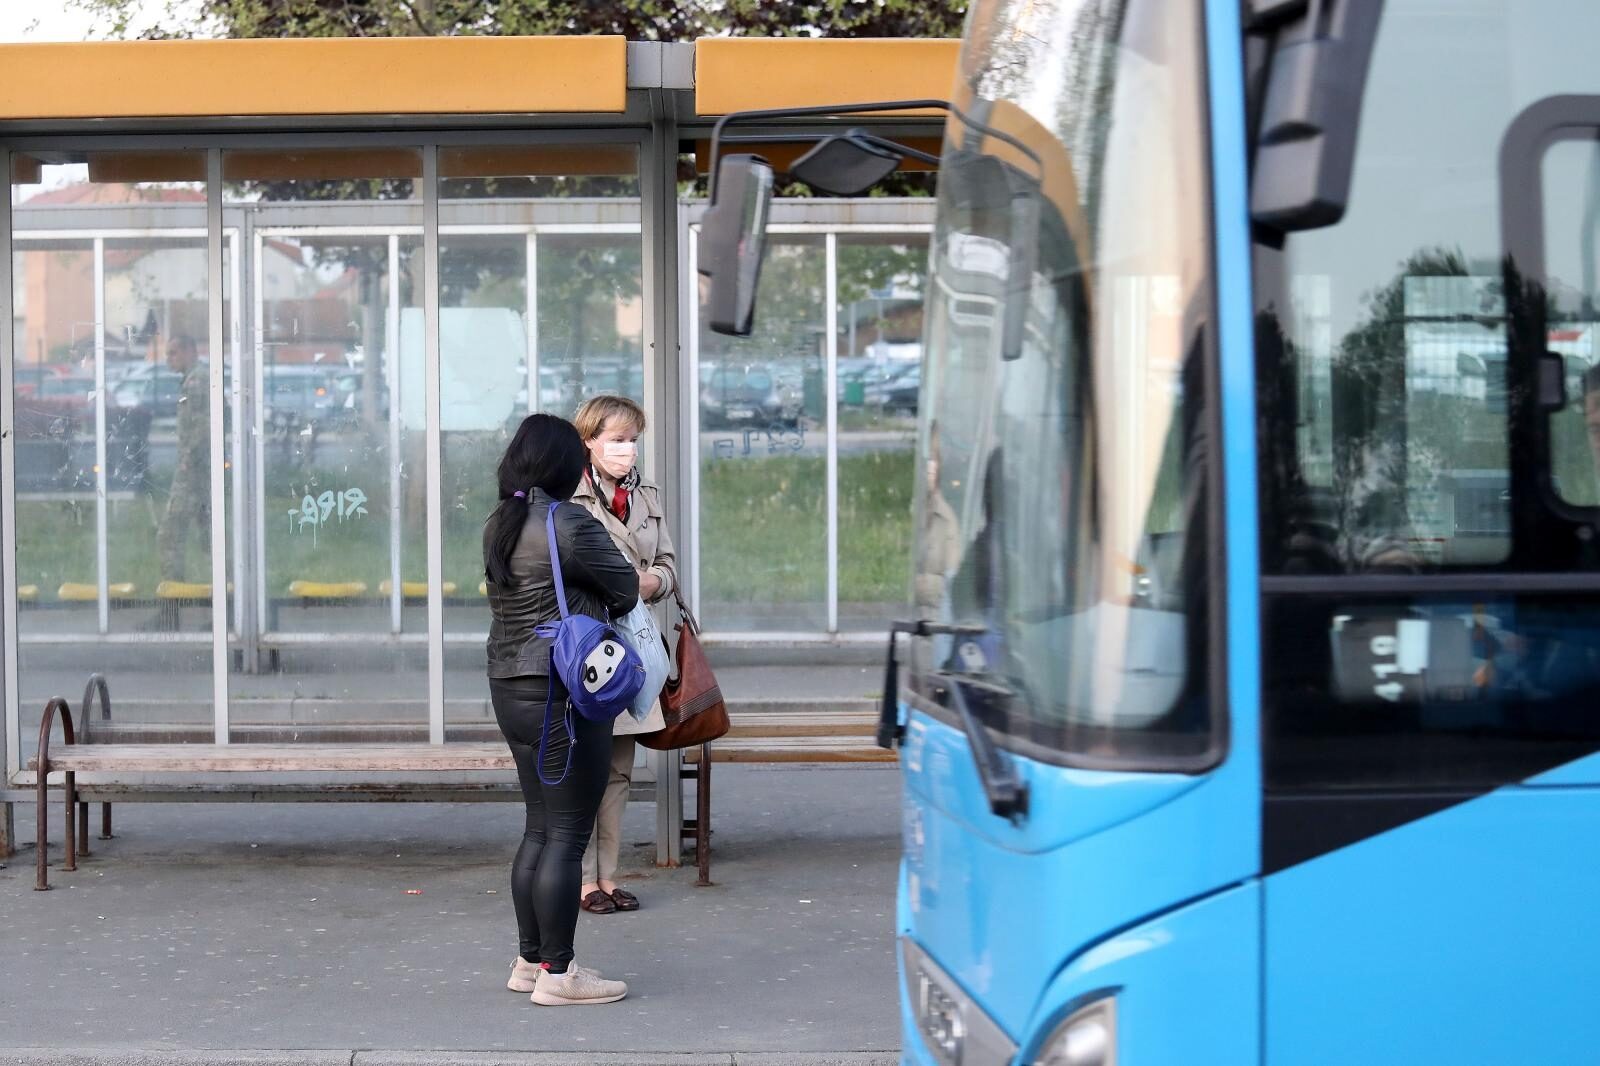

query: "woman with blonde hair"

left=570, top=394, right=677, bottom=913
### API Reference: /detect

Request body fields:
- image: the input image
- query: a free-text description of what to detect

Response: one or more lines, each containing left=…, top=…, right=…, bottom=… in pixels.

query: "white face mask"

left=597, top=440, right=637, bottom=477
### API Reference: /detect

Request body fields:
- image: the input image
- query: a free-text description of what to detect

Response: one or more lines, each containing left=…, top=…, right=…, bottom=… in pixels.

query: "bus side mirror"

left=1249, top=0, right=1383, bottom=231
left=700, top=154, right=775, bottom=337
left=790, top=130, right=903, bottom=196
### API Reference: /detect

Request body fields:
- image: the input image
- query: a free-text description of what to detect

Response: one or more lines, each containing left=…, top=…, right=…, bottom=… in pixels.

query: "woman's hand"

left=639, top=570, right=663, bottom=600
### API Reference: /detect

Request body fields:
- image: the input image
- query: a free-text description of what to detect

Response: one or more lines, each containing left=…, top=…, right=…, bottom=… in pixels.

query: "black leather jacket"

left=484, top=490, right=640, bottom=679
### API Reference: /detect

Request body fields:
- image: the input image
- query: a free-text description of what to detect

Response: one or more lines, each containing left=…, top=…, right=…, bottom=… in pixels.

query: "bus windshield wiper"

left=880, top=620, right=1030, bottom=825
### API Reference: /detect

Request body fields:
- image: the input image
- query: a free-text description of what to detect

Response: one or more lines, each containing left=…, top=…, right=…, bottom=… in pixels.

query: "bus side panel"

left=1019, top=883, right=1261, bottom=1066
left=1265, top=787, right=1600, bottom=1065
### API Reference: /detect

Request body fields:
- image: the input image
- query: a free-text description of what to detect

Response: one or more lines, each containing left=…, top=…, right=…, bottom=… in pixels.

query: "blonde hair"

left=574, top=394, right=646, bottom=441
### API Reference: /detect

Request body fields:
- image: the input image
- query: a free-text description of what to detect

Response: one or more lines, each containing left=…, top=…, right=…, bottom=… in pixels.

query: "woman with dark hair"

left=485, top=413, right=640, bottom=1006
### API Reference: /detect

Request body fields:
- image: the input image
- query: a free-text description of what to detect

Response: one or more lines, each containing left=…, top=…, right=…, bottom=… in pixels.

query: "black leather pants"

left=490, top=675, right=612, bottom=973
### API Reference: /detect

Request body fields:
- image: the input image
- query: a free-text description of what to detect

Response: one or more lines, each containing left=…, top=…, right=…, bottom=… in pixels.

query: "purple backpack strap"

left=543, top=502, right=571, bottom=621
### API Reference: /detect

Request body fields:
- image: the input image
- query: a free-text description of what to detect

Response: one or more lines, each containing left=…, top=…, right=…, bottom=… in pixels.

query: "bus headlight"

left=1035, top=997, right=1116, bottom=1066
left=919, top=972, right=966, bottom=1060
left=900, top=938, right=1017, bottom=1066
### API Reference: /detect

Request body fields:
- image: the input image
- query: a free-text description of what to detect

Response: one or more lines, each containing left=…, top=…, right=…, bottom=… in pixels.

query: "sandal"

left=608, top=887, right=640, bottom=912
left=580, top=889, right=617, bottom=914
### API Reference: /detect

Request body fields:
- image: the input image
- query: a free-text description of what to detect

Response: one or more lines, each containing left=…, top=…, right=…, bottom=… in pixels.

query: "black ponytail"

left=484, top=413, right=588, bottom=587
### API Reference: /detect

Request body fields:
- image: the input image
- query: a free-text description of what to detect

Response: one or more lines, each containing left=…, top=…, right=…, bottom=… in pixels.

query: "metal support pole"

left=251, top=230, right=269, bottom=669
left=93, top=238, right=109, bottom=634
left=643, top=104, right=684, bottom=867
left=387, top=233, right=403, bottom=635
left=228, top=227, right=250, bottom=671
left=423, top=147, right=445, bottom=745
left=684, top=223, right=702, bottom=634
left=1, top=147, right=16, bottom=814
left=695, top=744, right=712, bottom=886
left=525, top=232, right=539, bottom=415
left=208, top=150, right=229, bottom=740
left=825, top=233, right=840, bottom=634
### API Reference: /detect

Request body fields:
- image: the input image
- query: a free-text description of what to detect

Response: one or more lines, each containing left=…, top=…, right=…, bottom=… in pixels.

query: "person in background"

left=915, top=426, right=962, bottom=619
left=156, top=334, right=207, bottom=584
left=915, top=426, right=963, bottom=667
left=570, top=394, right=677, bottom=914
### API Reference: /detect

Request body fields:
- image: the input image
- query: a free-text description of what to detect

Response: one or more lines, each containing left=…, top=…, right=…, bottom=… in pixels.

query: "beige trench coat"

left=571, top=473, right=676, bottom=735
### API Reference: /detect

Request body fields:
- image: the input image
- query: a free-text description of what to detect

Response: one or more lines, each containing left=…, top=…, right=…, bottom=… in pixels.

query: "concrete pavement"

left=0, top=763, right=904, bottom=1064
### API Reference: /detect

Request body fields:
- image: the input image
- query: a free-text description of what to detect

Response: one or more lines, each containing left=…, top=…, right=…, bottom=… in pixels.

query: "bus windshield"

left=911, top=0, right=1216, bottom=768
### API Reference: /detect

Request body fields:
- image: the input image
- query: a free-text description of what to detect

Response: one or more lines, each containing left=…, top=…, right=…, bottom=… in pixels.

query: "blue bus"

left=703, top=0, right=1600, bottom=1061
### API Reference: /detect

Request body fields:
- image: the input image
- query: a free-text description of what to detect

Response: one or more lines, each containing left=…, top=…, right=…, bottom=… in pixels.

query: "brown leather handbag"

left=638, top=591, right=730, bottom=750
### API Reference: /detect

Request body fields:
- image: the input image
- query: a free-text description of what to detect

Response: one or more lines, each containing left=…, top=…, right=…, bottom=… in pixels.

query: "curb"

left=0, top=1052, right=901, bottom=1066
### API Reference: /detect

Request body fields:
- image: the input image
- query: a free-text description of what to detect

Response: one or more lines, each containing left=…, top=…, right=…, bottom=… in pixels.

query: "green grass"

left=699, top=448, right=914, bottom=604
left=14, top=441, right=918, bottom=607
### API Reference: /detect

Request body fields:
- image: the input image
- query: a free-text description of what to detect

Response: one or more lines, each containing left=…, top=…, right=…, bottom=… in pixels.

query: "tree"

left=722, top=1, right=965, bottom=38
left=73, top=0, right=966, bottom=41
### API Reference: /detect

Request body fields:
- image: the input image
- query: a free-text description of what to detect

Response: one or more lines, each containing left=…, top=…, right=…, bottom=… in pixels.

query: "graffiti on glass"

left=712, top=424, right=807, bottom=460
left=287, top=487, right=369, bottom=545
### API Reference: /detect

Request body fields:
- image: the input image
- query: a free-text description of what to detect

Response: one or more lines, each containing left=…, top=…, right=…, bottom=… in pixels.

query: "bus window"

left=1542, top=138, right=1600, bottom=510
left=912, top=0, right=1216, bottom=769
left=1257, top=0, right=1600, bottom=796
left=1258, top=0, right=1600, bottom=575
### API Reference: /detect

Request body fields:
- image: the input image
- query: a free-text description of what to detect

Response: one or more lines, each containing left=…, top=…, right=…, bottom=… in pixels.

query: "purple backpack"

left=533, top=502, right=645, bottom=784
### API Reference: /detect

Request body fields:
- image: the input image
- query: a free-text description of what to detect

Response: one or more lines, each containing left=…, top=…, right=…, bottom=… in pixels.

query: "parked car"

left=14, top=377, right=88, bottom=443
left=508, top=358, right=646, bottom=427
left=864, top=361, right=921, bottom=415
left=14, top=374, right=150, bottom=492
left=27, top=373, right=97, bottom=419
left=12, top=363, right=68, bottom=400
left=263, top=366, right=341, bottom=433
left=701, top=365, right=801, bottom=428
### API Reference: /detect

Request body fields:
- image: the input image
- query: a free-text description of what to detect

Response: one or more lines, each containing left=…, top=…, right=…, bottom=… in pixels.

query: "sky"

left=0, top=4, right=101, bottom=41
left=0, top=1, right=201, bottom=42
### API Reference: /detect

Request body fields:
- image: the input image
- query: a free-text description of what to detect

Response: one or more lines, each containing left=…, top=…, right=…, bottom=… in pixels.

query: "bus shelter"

left=0, top=35, right=950, bottom=862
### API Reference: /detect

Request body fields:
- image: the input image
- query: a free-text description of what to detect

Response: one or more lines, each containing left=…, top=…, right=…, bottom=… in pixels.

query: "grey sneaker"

left=531, top=967, right=628, bottom=1006
left=508, top=958, right=597, bottom=993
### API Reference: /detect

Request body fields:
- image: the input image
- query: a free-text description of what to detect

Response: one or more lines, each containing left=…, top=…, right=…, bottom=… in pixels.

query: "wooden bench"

left=24, top=678, right=894, bottom=892
left=673, top=707, right=894, bottom=885
left=25, top=678, right=527, bottom=891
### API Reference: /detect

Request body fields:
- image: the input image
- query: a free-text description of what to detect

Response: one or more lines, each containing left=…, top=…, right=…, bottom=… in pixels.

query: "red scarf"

left=591, top=464, right=639, bottom=523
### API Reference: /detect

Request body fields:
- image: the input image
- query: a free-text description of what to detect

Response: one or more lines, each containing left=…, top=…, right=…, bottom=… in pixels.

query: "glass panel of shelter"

left=10, top=150, right=215, bottom=754
left=437, top=143, right=644, bottom=736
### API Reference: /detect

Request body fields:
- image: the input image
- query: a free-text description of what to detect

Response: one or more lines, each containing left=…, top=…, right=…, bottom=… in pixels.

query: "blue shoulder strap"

left=543, top=502, right=571, bottom=621
left=536, top=681, right=576, bottom=787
